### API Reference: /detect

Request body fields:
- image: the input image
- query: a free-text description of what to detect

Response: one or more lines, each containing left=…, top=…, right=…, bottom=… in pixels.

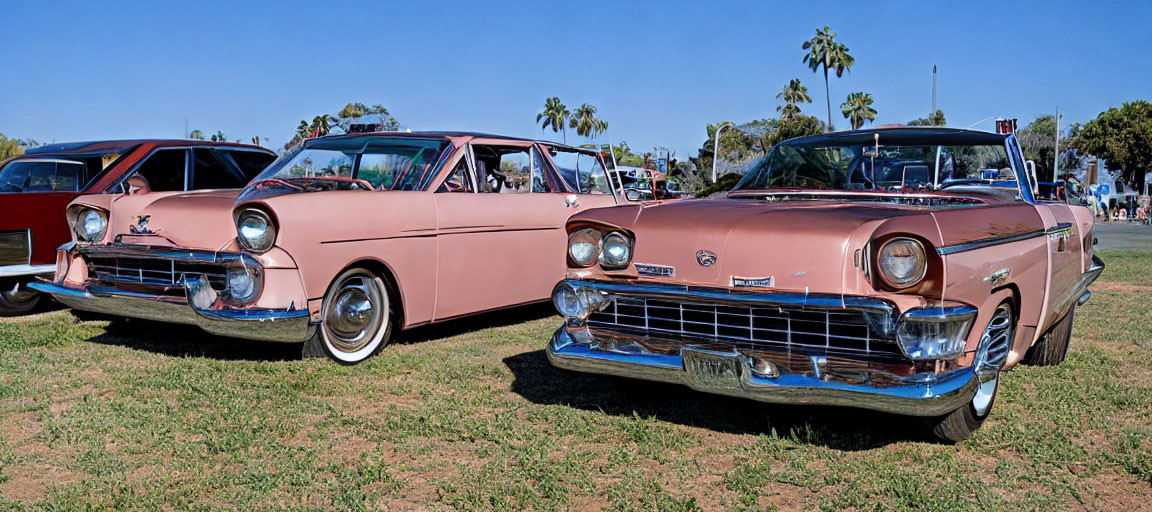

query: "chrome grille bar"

left=588, top=296, right=900, bottom=357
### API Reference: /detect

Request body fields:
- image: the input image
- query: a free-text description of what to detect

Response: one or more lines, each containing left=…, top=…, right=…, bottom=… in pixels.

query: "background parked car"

left=0, top=139, right=275, bottom=315
left=33, top=131, right=621, bottom=364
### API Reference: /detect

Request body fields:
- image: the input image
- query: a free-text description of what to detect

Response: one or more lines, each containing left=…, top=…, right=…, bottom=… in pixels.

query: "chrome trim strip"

left=0, top=264, right=55, bottom=278
left=1044, top=222, right=1073, bottom=234
left=936, top=229, right=1045, bottom=255
left=562, top=279, right=898, bottom=316
left=1050, top=254, right=1105, bottom=322
left=547, top=328, right=977, bottom=416
left=29, top=280, right=310, bottom=343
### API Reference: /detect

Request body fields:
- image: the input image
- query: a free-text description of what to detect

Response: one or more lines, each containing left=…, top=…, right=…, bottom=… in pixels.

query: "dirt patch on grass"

left=1092, top=282, right=1152, bottom=294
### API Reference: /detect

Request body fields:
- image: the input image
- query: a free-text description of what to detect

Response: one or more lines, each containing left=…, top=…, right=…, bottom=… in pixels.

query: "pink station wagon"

left=33, top=132, right=622, bottom=364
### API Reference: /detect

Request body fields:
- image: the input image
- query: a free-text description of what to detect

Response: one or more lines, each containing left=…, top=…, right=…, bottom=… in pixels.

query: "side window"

left=471, top=146, right=534, bottom=194
left=530, top=146, right=553, bottom=193
left=192, top=148, right=246, bottom=189
left=227, top=151, right=275, bottom=181
left=436, top=156, right=474, bottom=193
left=133, top=149, right=187, bottom=192
left=24, top=162, right=57, bottom=191
left=549, top=148, right=613, bottom=195
left=53, top=162, right=83, bottom=191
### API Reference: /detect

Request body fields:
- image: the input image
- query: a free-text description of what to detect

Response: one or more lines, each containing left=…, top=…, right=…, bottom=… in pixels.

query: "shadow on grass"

left=394, top=302, right=555, bottom=345
left=83, top=302, right=556, bottom=362
left=503, top=349, right=933, bottom=449
left=86, top=318, right=302, bottom=362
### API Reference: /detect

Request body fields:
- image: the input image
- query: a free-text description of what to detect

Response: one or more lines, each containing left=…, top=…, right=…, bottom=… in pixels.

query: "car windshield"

left=255, top=136, right=449, bottom=191
left=733, top=140, right=1012, bottom=192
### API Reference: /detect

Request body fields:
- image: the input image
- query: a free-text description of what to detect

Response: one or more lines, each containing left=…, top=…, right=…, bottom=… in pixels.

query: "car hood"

left=104, top=189, right=242, bottom=250
left=621, top=199, right=935, bottom=294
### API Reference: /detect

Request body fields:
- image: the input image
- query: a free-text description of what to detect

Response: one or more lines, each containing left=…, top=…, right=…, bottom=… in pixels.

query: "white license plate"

left=682, top=347, right=743, bottom=392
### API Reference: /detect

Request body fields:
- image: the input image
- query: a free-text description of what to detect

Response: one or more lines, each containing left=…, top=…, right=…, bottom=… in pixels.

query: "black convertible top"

left=779, top=127, right=1008, bottom=148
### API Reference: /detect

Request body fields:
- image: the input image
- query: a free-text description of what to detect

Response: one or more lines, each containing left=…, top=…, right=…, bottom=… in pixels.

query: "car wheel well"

left=990, top=282, right=1021, bottom=321
left=334, top=259, right=404, bottom=330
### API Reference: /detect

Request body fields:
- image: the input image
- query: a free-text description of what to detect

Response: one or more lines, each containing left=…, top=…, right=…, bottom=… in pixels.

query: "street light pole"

left=711, top=122, right=734, bottom=183
left=1053, top=106, right=1061, bottom=182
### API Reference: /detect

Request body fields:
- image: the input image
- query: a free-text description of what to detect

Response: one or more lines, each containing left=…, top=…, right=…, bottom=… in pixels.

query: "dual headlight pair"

left=568, top=228, right=632, bottom=269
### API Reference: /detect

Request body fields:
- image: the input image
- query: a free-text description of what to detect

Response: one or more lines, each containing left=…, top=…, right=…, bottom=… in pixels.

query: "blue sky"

left=2, top=0, right=1149, bottom=159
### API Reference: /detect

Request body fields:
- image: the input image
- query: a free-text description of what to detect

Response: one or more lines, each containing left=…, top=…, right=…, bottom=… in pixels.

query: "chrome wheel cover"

left=322, top=273, right=387, bottom=354
left=971, top=303, right=1013, bottom=417
left=1, top=281, right=37, bottom=305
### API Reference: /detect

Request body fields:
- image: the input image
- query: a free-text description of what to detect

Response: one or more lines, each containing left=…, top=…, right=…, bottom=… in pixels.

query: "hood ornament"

left=695, top=250, right=717, bottom=267
left=129, top=215, right=155, bottom=235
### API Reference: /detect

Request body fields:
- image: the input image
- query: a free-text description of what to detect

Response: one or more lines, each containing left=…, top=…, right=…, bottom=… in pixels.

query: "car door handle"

left=564, top=194, right=579, bottom=208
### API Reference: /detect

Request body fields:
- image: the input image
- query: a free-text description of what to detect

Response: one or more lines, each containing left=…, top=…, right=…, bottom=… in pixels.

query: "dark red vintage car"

left=0, top=139, right=275, bottom=314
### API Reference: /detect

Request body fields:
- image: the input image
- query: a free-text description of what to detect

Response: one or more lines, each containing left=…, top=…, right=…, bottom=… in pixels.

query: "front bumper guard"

left=29, top=277, right=311, bottom=343
left=547, top=327, right=979, bottom=417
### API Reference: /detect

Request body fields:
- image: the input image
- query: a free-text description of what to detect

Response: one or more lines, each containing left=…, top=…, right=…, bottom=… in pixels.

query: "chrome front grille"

left=88, top=256, right=228, bottom=292
left=588, top=296, right=903, bottom=357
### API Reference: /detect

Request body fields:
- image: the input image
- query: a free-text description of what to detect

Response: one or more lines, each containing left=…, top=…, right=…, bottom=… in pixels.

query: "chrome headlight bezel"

left=599, top=231, right=633, bottom=269
left=876, top=237, right=927, bottom=290
left=236, top=208, right=276, bottom=253
left=73, top=208, right=108, bottom=243
left=226, top=265, right=262, bottom=303
left=567, top=228, right=602, bottom=267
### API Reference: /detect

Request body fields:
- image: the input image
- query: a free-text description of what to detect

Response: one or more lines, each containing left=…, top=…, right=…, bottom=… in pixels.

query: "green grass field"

left=2, top=250, right=1150, bottom=511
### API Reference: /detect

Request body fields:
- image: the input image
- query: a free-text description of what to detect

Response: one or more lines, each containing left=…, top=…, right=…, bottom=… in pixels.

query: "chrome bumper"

left=29, top=278, right=312, bottom=343
left=0, top=264, right=55, bottom=279
left=547, top=327, right=978, bottom=416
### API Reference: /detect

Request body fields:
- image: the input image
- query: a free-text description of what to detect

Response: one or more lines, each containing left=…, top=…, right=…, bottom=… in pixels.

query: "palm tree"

left=297, top=120, right=312, bottom=139
left=802, top=26, right=855, bottom=132
left=840, top=92, right=878, bottom=130
left=188, top=129, right=205, bottom=140
left=569, top=103, right=607, bottom=139
left=310, top=115, right=333, bottom=137
left=775, top=79, right=812, bottom=122
left=536, top=97, right=570, bottom=143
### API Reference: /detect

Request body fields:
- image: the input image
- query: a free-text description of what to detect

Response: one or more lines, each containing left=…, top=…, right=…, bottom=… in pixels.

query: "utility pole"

left=184, top=117, right=189, bottom=139
left=1054, top=106, right=1061, bottom=182
left=931, top=65, right=937, bottom=115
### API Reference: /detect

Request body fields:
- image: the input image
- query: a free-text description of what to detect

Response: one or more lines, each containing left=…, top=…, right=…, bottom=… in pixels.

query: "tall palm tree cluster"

left=536, top=97, right=608, bottom=143
left=793, top=25, right=877, bottom=132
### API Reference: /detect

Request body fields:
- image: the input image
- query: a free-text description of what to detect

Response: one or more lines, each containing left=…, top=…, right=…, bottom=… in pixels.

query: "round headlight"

left=236, top=209, right=276, bottom=252
left=877, top=237, right=927, bottom=289
left=600, top=232, right=632, bottom=268
left=568, top=229, right=601, bottom=267
left=75, top=208, right=107, bottom=242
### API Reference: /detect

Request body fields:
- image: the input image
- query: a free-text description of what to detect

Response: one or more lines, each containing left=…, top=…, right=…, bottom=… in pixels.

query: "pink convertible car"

left=32, top=131, right=620, bottom=363
left=548, top=127, right=1103, bottom=442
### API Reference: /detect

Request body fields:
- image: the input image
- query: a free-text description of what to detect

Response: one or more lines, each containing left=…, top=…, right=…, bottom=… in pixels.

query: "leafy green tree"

left=764, top=115, right=824, bottom=147
left=776, top=79, right=812, bottom=121
left=1017, top=115, right=1060, bottom=182
left=536, top=97, right=570, bottom=143
left=907, top=109, right=946, bottom=126
left=802, top=26, right=855, bottom=132
left=188, top=129, right=205, bottom=140
left=569, top=103, right=608, bottom=139
left=1071, top=100, right=1152, bottom=193
left=840, top=92, right=877, bottom=130
left=336, top=102, right=400, bottom=130
left=611, top=141, right=644, bottom=167
left=0, top=133, right=25, bottom=160
left=210, top=131, right=227, bottom=142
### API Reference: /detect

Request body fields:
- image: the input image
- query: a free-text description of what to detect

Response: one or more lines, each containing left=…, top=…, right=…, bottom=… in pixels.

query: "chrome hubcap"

left=972, top=303, right=1013, bottom=417
left=1, top=281, right=37, bottom=305
left=322, top=275, right=385, bottom=353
